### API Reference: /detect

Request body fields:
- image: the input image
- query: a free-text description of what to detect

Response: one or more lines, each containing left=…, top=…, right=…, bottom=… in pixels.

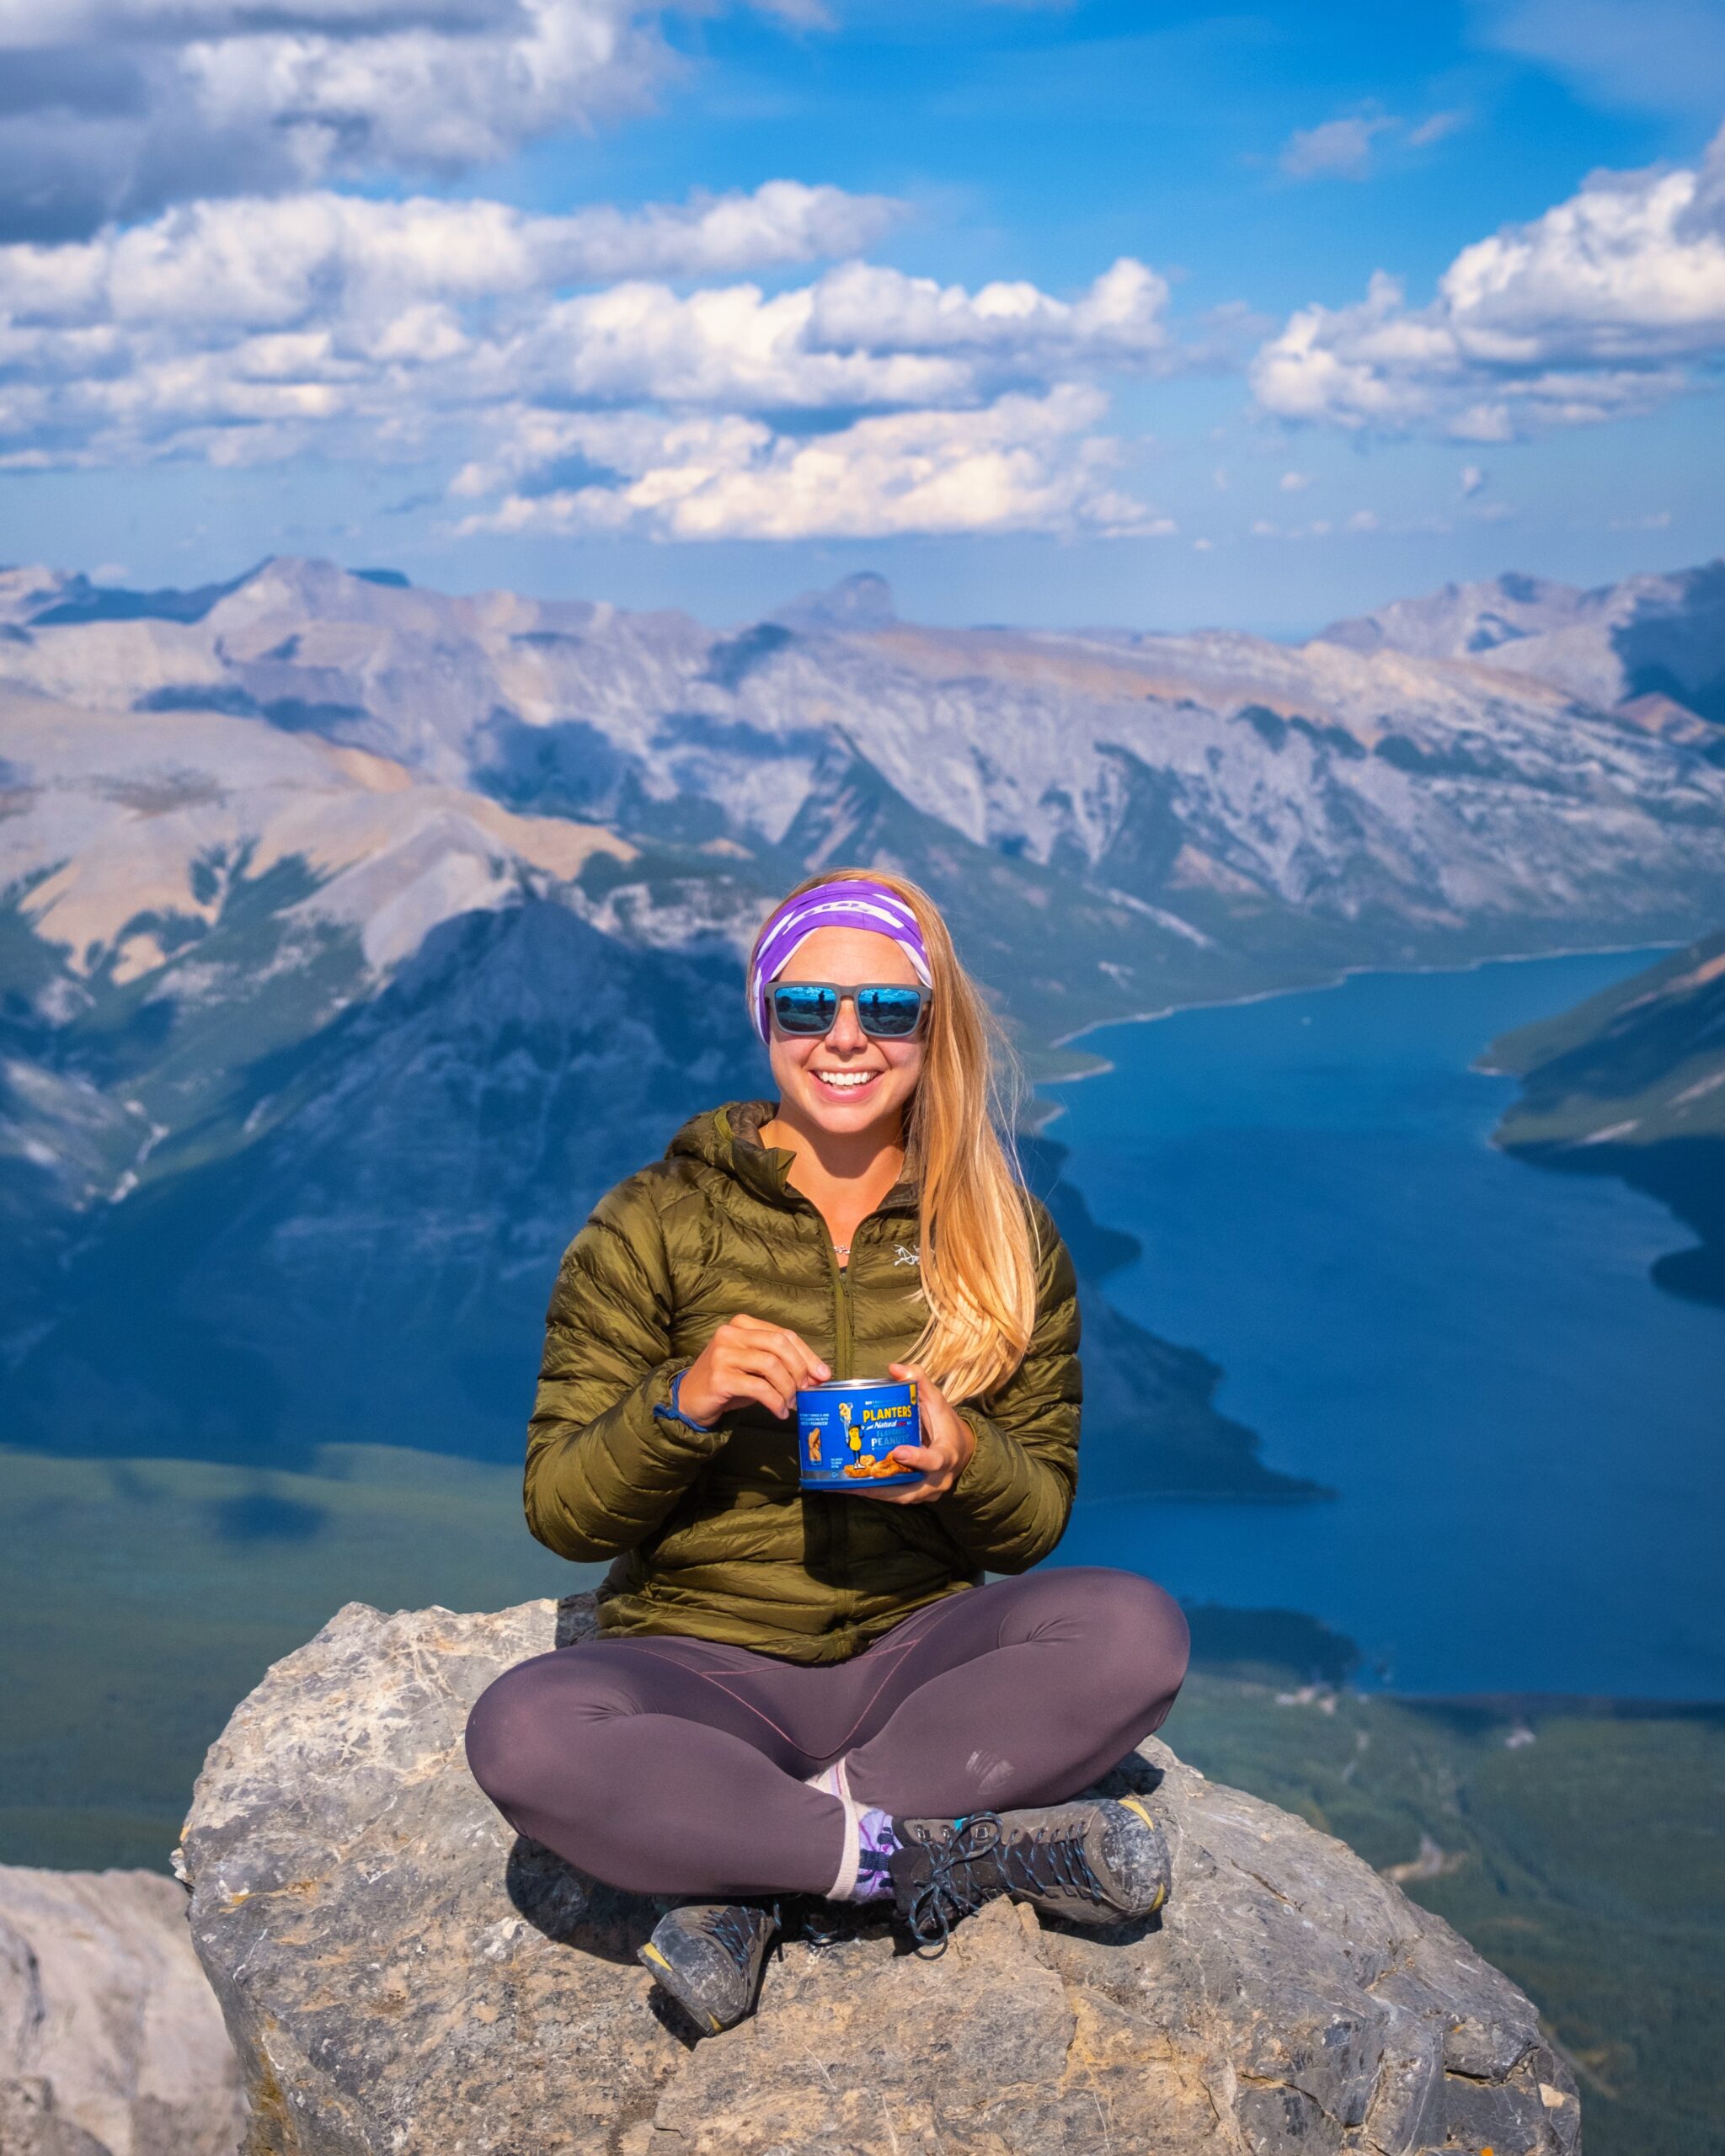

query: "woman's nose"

left=825, top=997, right=867, bottom=1051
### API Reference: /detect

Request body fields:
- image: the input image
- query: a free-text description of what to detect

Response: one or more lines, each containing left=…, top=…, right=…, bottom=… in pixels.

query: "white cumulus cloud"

left=0, top=0, right=817, bottom=240
left=451, top=387, right=1163, bottom=542
left=0, top=184, right=901, bottom=329
left=1252, top=123, right=1725, bottom=436
left=803, top=256, right=1173, bottom=365
left=0, top=189, right=1188, bottom=539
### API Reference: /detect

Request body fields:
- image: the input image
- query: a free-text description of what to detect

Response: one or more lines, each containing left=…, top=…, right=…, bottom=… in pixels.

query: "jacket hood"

left=666, top=1100, right=917, bottom=1213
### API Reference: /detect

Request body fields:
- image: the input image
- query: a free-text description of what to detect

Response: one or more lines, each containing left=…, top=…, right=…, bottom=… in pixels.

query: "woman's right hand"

left=678, top=1315, right=830, bottom=1425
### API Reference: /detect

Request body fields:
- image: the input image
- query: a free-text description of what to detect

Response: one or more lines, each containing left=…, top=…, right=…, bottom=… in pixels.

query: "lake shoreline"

left=1030, top=935, right=1688, bottom=1113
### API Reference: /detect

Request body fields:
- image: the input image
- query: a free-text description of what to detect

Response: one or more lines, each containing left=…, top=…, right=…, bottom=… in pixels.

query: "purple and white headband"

left=747, top=878, right=932, bottom=1043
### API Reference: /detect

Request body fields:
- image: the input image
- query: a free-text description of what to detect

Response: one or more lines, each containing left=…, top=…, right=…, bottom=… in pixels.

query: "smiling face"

left=766, top=924, right=926, bottom=1142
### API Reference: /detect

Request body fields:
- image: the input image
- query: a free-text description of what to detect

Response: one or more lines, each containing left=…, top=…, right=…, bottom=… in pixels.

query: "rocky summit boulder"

left=0, top=1862, right=244, bottom=2156
left=177, top=1596, right=1579, bottom=2156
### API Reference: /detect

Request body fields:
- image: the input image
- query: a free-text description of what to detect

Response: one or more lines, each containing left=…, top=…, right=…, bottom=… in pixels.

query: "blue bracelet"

left=653, top=1369, right=718, bottom=1433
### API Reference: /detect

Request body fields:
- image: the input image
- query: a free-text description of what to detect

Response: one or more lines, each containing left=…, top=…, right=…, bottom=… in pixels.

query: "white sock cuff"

left=807, top=1757, right=862, bottom=1898
left=826, top=1797, right=862, bottom=1901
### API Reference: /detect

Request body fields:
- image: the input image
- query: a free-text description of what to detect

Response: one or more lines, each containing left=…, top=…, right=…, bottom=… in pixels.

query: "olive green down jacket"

left=524, top=1100, right=1081, bottom=1662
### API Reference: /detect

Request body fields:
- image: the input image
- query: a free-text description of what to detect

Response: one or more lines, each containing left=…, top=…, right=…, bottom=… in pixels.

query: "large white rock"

left=0, top=1864, right=244, bottom=2156
left=178, top=1593, right=1581, bottom=2156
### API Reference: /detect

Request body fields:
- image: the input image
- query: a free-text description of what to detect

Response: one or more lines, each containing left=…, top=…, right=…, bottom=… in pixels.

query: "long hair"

left=748, top=867, right=1039, bottom=1402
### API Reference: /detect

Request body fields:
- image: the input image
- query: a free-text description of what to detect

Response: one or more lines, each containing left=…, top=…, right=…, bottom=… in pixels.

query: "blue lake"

left=1041, top=951, right=1725, bottom=1700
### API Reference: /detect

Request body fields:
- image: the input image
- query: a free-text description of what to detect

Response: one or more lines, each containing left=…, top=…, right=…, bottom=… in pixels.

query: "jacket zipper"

left=815, top=1219, right=857, bottom=1592
left=824, top=1232, right=854, bottom=1379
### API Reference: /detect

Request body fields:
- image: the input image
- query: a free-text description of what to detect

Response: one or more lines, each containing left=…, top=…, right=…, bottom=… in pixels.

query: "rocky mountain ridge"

left=1322, top=558, right=1725, bottom=728
left=6, top=554, right=1724, bottom=986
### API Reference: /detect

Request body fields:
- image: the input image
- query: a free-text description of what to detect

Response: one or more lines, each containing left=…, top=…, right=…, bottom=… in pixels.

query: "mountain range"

left=3, top=552, right=1723, bottom=1483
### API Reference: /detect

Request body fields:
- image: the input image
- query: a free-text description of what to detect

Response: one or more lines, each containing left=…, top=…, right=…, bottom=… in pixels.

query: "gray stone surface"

left=179, top=1595, right=1581, bottom=2156
left=0, top=1863, right=245, bottom=2156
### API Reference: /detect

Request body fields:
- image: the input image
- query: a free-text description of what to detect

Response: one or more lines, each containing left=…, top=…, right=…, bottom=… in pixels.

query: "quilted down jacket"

left=524, top=1099, right=1081, bottom=1662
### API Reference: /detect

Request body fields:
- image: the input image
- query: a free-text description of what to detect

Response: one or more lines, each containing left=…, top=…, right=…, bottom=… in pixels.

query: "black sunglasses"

left=769, top=981, right=930, bottom=1038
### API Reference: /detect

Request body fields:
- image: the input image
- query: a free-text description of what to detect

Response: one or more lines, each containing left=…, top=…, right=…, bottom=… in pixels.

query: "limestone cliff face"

left=0, top=1864, right=244, bottom=2156
left=176, top=1593, right=1580, bottom=2156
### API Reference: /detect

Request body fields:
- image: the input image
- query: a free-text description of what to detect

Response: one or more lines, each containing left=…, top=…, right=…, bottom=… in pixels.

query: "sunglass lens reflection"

left=856, top=987, right=924, bottom=1036
left=772, top=985, right=839, bottom=1033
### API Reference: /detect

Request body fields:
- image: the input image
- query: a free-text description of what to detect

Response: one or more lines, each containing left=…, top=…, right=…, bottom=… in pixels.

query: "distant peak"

left=1317, top=568, right=1586, bottom=659
left=771, top=572, right=896, bottom=632
left=222, top=557, right=419, bottom=611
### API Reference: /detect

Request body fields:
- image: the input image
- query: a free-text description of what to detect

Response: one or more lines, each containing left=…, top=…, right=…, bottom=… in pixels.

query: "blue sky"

left=1, top=0, right=1722, bottom=632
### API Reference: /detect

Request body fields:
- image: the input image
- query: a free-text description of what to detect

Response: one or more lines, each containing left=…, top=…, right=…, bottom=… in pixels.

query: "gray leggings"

left=465, top=1566, right=1189, bottom=1899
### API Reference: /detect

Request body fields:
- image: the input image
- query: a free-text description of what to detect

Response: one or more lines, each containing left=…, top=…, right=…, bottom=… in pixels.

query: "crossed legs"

left=464, top=1566, right=1189, bottom=1899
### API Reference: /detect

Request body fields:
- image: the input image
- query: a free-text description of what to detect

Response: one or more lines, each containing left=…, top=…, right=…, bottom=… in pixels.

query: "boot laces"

left=905, top=1812, right=1110, bottom=1951
left=903, top=1813, right=1006, bottom=1951
left=999, top=1817, right=1108, bottom=1910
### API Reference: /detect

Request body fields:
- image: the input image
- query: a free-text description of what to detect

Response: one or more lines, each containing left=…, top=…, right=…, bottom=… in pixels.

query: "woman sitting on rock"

left=465, top=870, right=1190, bottom=2034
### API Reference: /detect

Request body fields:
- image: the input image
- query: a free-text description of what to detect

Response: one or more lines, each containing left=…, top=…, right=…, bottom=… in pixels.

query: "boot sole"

left=1117, top=1796, right=1172, bottom=1917
left=638, top=1940, right=735, bottom=2036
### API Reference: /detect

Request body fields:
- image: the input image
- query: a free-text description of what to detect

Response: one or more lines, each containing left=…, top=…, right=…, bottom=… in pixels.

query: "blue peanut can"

left=797, top=1379, right=922, bottom=1493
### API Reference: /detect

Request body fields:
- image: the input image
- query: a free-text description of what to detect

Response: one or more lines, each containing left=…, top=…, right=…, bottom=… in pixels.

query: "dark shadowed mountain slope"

left=1487, top=930, right=1725, bottom=1307
left=3, top=900, right=755, bottom=1465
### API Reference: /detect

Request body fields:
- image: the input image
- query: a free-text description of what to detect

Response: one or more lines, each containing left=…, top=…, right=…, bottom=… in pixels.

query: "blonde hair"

left=750, top=867, right=1039, bottom=1401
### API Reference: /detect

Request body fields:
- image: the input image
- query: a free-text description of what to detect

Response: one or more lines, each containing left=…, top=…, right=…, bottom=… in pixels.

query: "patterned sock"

left=849, top=1808, right=900, bottom=1903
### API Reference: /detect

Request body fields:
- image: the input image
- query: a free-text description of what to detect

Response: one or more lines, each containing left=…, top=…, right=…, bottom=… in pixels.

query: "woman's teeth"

left=814, top=1070, right=877, bottom=1090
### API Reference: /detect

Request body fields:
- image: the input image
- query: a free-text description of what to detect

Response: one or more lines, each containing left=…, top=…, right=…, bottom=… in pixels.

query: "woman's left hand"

left=873, top=1363, right=975, bottom=1504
